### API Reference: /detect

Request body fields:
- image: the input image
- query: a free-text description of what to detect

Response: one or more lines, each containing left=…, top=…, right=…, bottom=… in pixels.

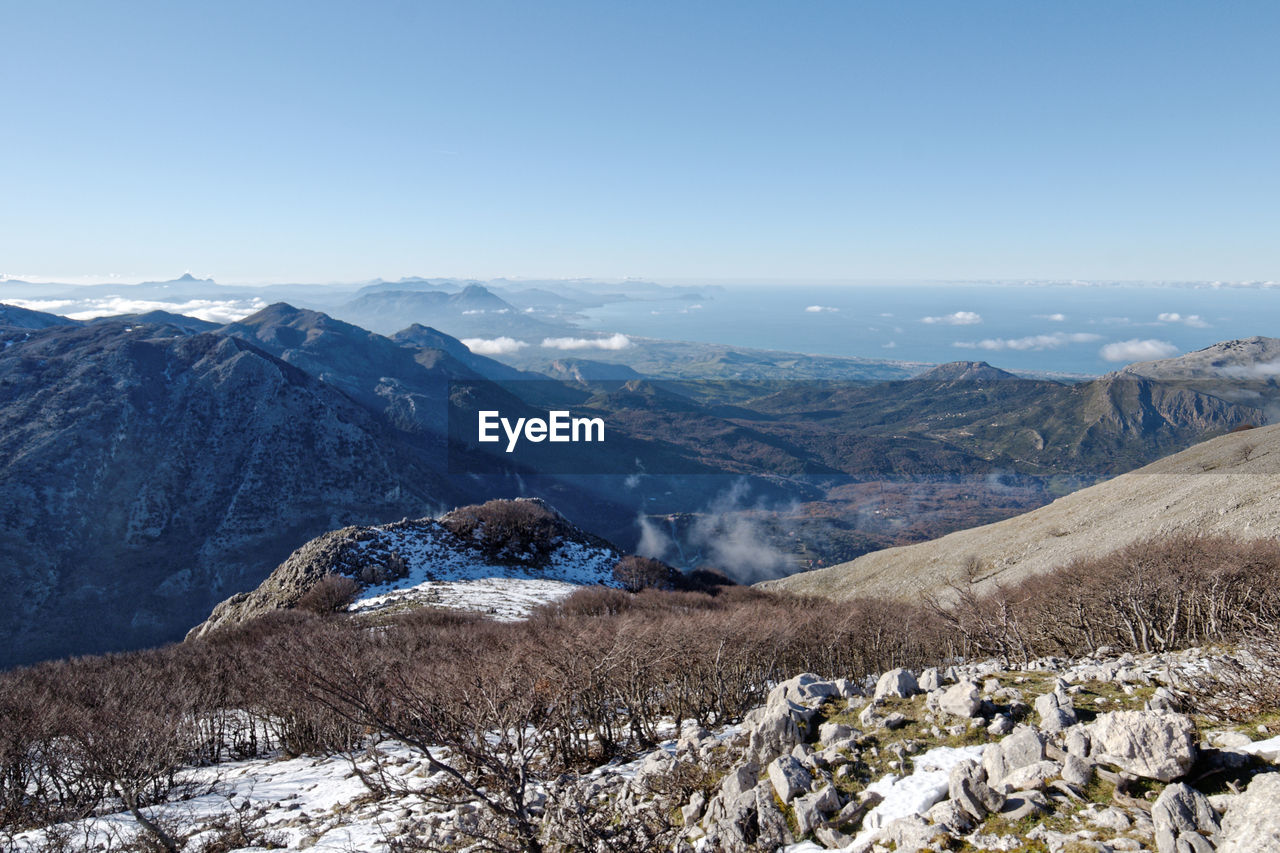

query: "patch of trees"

left=933, top=534, right=1280, bottom=663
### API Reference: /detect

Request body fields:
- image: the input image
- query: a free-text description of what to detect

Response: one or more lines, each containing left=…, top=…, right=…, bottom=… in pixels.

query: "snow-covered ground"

left=349, top=576, right=584, bottom=620
left=339, top=515, right=623, bottom=618
left=783, top=743, right=987, bottom=853
left=8, top=744, right=428, bottom=852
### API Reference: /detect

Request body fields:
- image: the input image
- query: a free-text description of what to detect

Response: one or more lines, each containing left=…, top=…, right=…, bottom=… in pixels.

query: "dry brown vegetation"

left=5, top=534, right=1280, bottom=848
left=931, top=534, right=1280, bottom=663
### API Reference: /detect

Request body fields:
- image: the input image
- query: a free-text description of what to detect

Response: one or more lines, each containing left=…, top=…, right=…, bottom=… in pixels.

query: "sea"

left=577, top=282, right=1280, bottom=376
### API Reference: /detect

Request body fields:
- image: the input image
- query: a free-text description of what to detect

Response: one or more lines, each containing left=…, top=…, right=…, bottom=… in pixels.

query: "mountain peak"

left=915, top=361, right=1017, bottom=382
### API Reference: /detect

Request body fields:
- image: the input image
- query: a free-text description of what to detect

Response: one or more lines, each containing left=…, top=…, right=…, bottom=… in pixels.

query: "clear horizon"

left=3, top=1, right=1278, bottom=283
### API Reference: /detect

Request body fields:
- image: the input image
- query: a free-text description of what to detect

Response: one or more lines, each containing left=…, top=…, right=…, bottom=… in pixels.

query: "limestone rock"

left=939, top=680, right=983, bottom=719
left=874, top=668, right=920, bottom=700
left=1152, top=782, right=1220, bottom=853
left=1218, top=773, right=1280, bottom=853
left=768, top=754, right=813, bottom=803
left=1088, top=710, right=1198, bottom=782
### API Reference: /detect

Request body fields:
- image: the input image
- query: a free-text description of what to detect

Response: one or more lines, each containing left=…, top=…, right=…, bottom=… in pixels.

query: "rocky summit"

left=191, top=498, right=625, bottom=637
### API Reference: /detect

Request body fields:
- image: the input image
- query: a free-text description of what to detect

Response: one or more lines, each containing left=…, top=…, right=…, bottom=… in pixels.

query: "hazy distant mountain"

left=391, top=323, right=543, bottom=381
left=913, top=360, right=1018, bottom=383
left=4, top=305, right=1276, bottom=666
left=0, top=303, right=79, bottom=330
left=0, top=319, right=462, bottom=665
left=543, top=358, right=644, bottom=384
left=336, top=284, right=572, bottom=338
left=89, top=310, right=220, bottom=334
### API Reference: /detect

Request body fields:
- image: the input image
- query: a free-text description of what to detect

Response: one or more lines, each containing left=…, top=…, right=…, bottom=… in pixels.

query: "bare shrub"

left=612, top=555, right=682, bottom=592
left=296, top=573, right=361, bottom=615
left=941, top=534, right=1280, bottom=661
left=1185, top=630, right=1280, bottom=722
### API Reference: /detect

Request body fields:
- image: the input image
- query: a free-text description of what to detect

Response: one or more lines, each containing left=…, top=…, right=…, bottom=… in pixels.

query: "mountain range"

left=2, top=300, right=1278, bottom=665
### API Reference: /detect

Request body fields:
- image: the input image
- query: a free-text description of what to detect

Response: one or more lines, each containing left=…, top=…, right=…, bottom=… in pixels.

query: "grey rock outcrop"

left=1218, top=773, right=1280, bottom=853
left=983, top=725, right=1046, bottom=788
left=1088, top=710, right=1198, bottom=782
left=1152, top=783, right=1220, bottom=853
left=938, top=681, right=983, bottom=719
left=874, top=668, right=919, bottom=700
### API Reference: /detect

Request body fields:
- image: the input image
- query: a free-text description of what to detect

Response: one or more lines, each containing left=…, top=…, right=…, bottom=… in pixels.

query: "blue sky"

left=2, top=1, right=1278, bottom=283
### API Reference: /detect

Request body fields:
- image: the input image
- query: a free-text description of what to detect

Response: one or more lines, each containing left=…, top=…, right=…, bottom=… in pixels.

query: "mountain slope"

left=760, top=423, right=1280, bottom=602
left=191, top=498, right=623, bottom=636
left=0, top=303, right=79, bottom=330
left=1122, top=336, right=1280, bottom=380
left=0, top=320, right=460, bottom=665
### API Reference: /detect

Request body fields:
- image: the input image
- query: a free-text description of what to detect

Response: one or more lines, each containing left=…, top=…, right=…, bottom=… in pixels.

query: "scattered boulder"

left=939, top=680, right=983, bottom=719
left=987, top=714, right=1014, bottom=736
left=818, top=721, right=854, bottom=744
left=1034, top=691, right=1077, bottom=732
left=874, top=668, right=919, bottom=700
left=792, top=784, right=840, bottom=835
left=1000, top=789, right=1050, bottom=821
left=997, top=759, right=1061, bottom=793
left=1218, top=773, right=1280, bottom=853
left=983, top=725, right=1046, bottom=787
left=1088, top=710, right=1198, bottom=782
left=884, top=712, right=908, bottom=730
left=767, top=754, right=813, bottom=803
left=1152, top=782, right=1220, bottom=853
left=949, top=759, right=1005, bottom=821
left=1061, top=754, right=1094, bottom=788
left=919, top=668, right=942, bottom=692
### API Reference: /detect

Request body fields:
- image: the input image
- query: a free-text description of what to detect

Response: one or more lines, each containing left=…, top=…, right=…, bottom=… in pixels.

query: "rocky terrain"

left=762, top=423, right=1280, bottom=603
left=9, top=647, right=1278, bottom=852
left=190, top=498, right=626, bottom=637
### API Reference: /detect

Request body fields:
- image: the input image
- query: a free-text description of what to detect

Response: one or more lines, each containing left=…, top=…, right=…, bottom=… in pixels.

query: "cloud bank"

left=1156, top=312, right=1209, bottom=328
left=805, top=305, right=839, bottom=313
left=954, top=332, right=1100, bottom=352
left=10, top=296, right=266, bottom=323
left=922, top=311, right=982, bottom=325
left=461, top=336, right=529, bottom=355
left=540, top=333, right=632, bottom=351
left=1099, top=339, right=1179, bottom=362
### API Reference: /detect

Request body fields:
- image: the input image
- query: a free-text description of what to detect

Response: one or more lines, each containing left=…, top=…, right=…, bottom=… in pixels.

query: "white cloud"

left=954, top=332, right=1100, bottom=352
left=540, top=333, right=632, bottom=351
left=882, top=341, right=897, bottom=349
left=13, top=296, right=267, bottom=323
left=922, top=311, right=982, bottom=325
left=805, top=305, right=839, bottom=313
left=1222, top=360, right=1280, bottom=379
left=1099, top=339, right=1179, bottom=362
left=1156, top=312, right=1209, bottom=328
left=460, top=336, right=528, bottom=355
left=1034, top=313, right=1067, bottom=322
